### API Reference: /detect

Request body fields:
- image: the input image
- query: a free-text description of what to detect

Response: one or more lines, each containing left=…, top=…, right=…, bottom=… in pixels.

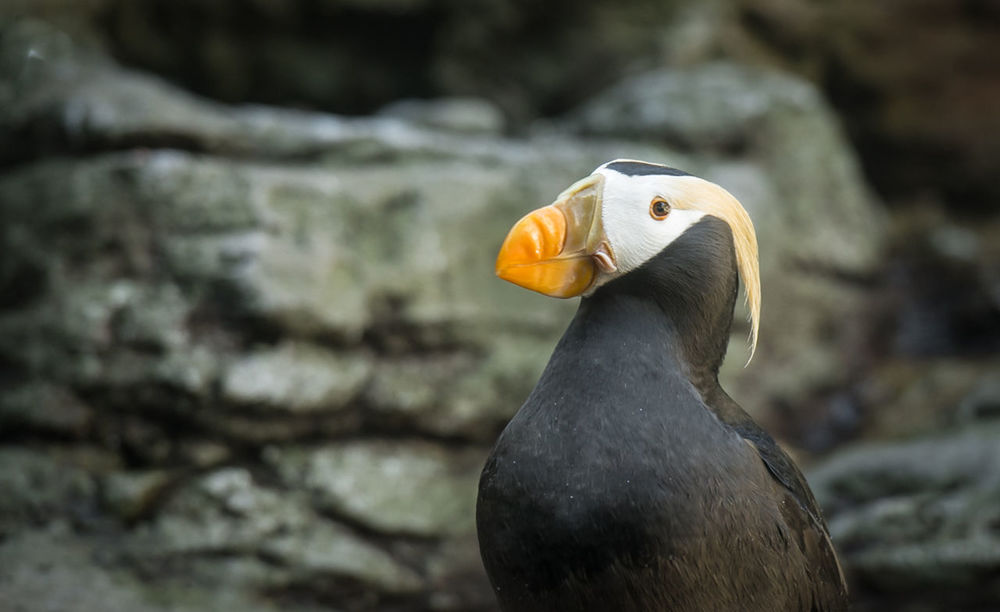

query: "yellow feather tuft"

left=673, top=178, right=761, bottom=364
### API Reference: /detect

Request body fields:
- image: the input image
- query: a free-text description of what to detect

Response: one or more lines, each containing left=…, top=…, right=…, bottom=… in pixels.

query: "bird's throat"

left=587, top=216, right=741, bottom=395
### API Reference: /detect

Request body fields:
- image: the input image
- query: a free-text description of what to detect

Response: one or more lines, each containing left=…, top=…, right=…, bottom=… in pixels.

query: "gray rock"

left=139, top=467, right=313, bottom=553
left=101, top=470, right=175, bottom=522
left=269, top=441, right=481, bottom=537
left=259, top=522, right=424, bottom=595
left=857, top=359, right=1000, bottom=441
left=0, top=449, right=96, bottom=535
left=424, top=537, right=497, bottom=611
left=115, top=467, right=426, bottom=606
left=222, top=342, right=372, bottom=413
left=378, top=97, right=506, bottom=134
left=564, top=62, right=819, bottom=150
left=0, top=382, right=92, bottom=436
left=364, top=333, right=554, bottom=439
left=808, top=423, right=1000, bottom=606
left=958, top=374, right=1000, bottom=422
left=0, top=528, right=290, bottom=612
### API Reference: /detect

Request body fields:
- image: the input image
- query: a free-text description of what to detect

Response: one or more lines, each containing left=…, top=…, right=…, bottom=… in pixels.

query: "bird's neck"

left=587, top=216, right=740, bottom=396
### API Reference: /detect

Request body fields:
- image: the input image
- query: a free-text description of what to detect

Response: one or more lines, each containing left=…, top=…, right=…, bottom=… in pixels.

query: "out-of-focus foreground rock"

left=1, top=4, right=998, bottom=612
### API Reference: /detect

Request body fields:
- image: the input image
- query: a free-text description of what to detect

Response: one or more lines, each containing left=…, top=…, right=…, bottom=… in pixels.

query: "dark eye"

left=650, top=197, right=670, bottom=220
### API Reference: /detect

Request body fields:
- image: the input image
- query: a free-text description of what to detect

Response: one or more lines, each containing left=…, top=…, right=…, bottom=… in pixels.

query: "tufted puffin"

left=476, top=160, right=848, bottom=612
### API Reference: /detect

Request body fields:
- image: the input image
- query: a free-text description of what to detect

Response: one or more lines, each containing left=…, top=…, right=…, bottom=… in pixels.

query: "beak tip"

left=494, top=260, right=517, bottom=287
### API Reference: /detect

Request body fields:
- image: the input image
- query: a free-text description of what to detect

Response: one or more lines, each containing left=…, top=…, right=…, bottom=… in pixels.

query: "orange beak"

left=495, top=174, right=616, bottom=297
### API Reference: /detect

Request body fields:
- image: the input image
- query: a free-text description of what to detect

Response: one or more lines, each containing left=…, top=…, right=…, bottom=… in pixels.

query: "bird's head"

left=496, top=159, right=760, bottom=359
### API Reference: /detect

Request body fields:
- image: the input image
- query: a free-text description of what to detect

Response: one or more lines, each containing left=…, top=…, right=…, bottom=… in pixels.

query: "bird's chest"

left=484, top=438, right=681, bottom=564
left=478, top=393, right=733, bottom=590
left=490, top=371, right=722, bottom=510
left=488, top=411, right=709, bottom=516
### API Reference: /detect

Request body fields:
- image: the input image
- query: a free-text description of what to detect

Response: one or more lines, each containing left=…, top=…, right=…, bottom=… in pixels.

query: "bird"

left=476, top=159, right=848, bottom=612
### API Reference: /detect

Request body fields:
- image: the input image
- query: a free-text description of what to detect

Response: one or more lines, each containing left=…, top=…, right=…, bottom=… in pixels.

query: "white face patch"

left=589, top=164, right=707, bottom=291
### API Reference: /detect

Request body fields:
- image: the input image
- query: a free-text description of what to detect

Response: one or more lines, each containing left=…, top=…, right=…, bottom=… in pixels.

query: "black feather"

left=604, top=160, right=691, bottom=177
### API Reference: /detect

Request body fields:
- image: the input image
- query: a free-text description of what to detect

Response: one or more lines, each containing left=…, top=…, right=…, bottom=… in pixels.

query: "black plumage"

left=477, top=216, right=848, bottom=611
left=603, top=160, right=692, bottom=177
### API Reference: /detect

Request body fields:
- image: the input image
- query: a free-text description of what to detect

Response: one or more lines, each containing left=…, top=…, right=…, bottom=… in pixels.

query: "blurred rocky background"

left=1, top=1, right=998, bottom=611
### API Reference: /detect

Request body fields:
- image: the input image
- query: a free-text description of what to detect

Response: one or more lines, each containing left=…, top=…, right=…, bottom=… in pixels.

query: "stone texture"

left=882, top=205, right=1000, bottom=359
left=0, top=527, right=292, bottom=612
left=363, top=334, right=556, bottom=439
left=270, top=441, right=481, bottom=537
left=809, top=421, right=1000, bottom=610
left=0, top=382, right=92, bottom=437
left=101, top=470, right=175, bottom=522
left=854, top=358, right=1000, bottom=442
left=109, top=466, right=432, bottom=610
left=222, top=342, right=372, bottom=413
left=132, top=468, right=314, bottom=555
left=259, top=524, right=424, bottom=595
left=377, top=97, right=506, bottom=135
left=0, top=449, right=97, bottom=535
